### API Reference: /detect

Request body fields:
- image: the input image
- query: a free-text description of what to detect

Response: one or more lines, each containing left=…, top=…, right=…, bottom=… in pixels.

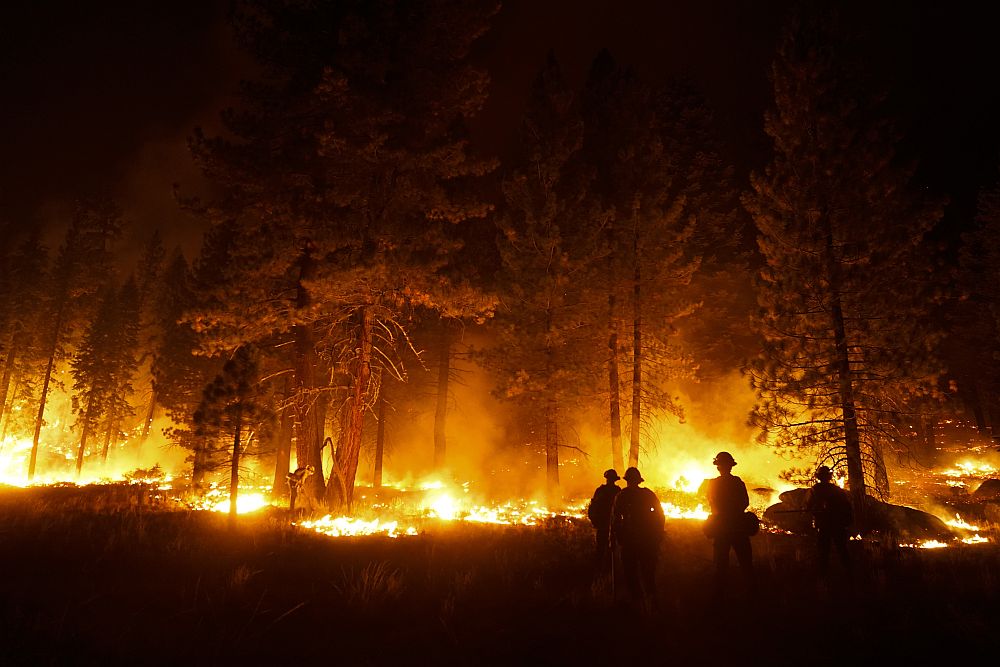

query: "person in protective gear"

left=704, top=451, right=754, bottom=596
left=610, top=467, right=665, bottom=608
left=806, top=465, right=853, bottom=574
left=587, top=469, right=621, bottom=574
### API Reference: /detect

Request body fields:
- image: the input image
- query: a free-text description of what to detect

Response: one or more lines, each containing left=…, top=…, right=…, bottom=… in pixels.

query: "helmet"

left=816, top=465, right=833, bottom=481
left=623, top=467, right=644, bottom=483
left=603, top=469, right=620, bottom=482
left=713, top=451, right=737, bottom=467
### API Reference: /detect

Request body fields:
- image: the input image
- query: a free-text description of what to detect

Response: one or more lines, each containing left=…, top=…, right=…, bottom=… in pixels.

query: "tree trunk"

left=137, top=387, right=156, bottom=455
left=0, top=375, right=16, bottom=439
left=628, top=223, right=641, bottom=469
left=433, top=322, right=451, bottom=470
left=101, top=419, right=117, bottom=463
left=0, top=371, right=16, bottom=440
left=374, top=391, right=386, bottom=489
left=607, top=246, right=624, bottom=472
left=30, top=299, right=66, bottom=480
left=75, top=399, right=93, bottom=478
left=329, top=306, right=373, bottom=510
left=230, top=406, right=242, bottom=521
left=0, top=331, right=17, bottom=430
left=543, top=308, right=560, bottom=497
left=825, top=226, right=867, bottom=526
left=192, top=439, right=208, bottom=491
left=271, top=380, right=293, bottom=499
left=293, top=246, right=326, bottom=509
left=545, top=395, right=560, bottom=497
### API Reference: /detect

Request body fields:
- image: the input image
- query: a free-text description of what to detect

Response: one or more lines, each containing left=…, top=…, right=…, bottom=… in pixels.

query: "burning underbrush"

left=2, top=459, right=998, bottom=551
left=2, top=480, right=1000, bottom=665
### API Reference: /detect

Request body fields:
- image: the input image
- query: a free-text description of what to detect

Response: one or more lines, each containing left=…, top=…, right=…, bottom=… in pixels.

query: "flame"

left=662, top=501, right=709, bottom=520
left=943, top=514, right=982, bottom=532
left=426, top=491, right=461, bottom=520
left=184, top=483, right=273, bottom=515
left=898, top=539, right=950, bottom=549
left=298, top=515, right=418, bottom=538
left=0, top=435, right=39, bottom=487
left=939, top=460, right=999, bottom=478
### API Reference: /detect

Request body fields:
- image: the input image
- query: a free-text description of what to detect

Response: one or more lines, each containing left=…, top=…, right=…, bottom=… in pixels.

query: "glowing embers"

left=298, top=515, right=418, bottom=538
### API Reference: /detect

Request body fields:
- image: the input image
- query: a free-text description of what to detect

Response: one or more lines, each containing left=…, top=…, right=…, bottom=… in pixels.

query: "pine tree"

left=153, top=246, right=225, bottom=488
left=0, top=233, right=48, bottom=437
left=29, top=198, right=121, bottom=479
left=193, top=345, right=269, bottom=520
left=99, top=279, right=141, bottom=463
left=489, top=55, right=599, bottom=496
left=744, top=13, right=945, bottom=518
left=581, top=53, right=710, bottom=469
left=133, top=231, right=166, bottom=452
left=189, top=0, right=498, bottom=511
left=954, top=177, right=1000, bottom=437
left=70, top=279, right=141, bottom=476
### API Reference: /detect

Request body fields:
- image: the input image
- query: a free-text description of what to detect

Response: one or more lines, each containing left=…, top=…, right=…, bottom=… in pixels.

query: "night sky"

left=2, top=1, right=999, bottom=256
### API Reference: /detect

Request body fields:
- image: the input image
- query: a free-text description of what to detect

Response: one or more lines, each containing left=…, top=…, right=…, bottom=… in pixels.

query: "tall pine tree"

left=489, top=55, right=599, bottom=496
left=582, top=53, right=711, bottom=469
left=744, top=13, right=945, bottom=518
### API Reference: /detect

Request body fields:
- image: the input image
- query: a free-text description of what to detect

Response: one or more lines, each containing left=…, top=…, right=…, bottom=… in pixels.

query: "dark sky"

left=2, top=1, right=999, bottom=258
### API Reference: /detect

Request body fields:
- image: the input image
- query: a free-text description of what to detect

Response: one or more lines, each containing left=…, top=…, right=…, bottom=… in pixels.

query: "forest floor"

left=0, top=483, right=998, bottom=666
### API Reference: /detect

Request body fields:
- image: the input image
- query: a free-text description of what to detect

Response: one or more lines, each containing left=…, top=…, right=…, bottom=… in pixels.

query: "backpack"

left=741, top=510, right=760, bottom=536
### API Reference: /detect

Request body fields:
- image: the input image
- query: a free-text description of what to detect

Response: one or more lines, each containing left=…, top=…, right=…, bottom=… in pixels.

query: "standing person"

left=611, top=466, right=665, bottom=609
left=587, top=469, right=621, bottom=575
left=704, top=451, right=754, bottom=597
left=806, top=465, right=853, bottom=574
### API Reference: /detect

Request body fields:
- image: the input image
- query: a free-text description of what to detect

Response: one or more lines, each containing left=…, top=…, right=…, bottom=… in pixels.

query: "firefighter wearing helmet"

left=703, top=451, right=754, bottom=598
left=806, top=465, right=853, bottom=574
left=610, top=466, right=664, bottom=609
left=587, top=469, right=621, bottom=574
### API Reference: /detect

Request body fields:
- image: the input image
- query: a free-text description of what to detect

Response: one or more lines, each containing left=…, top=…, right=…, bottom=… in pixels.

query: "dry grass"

left=0, top=484, right=998, bottom=665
